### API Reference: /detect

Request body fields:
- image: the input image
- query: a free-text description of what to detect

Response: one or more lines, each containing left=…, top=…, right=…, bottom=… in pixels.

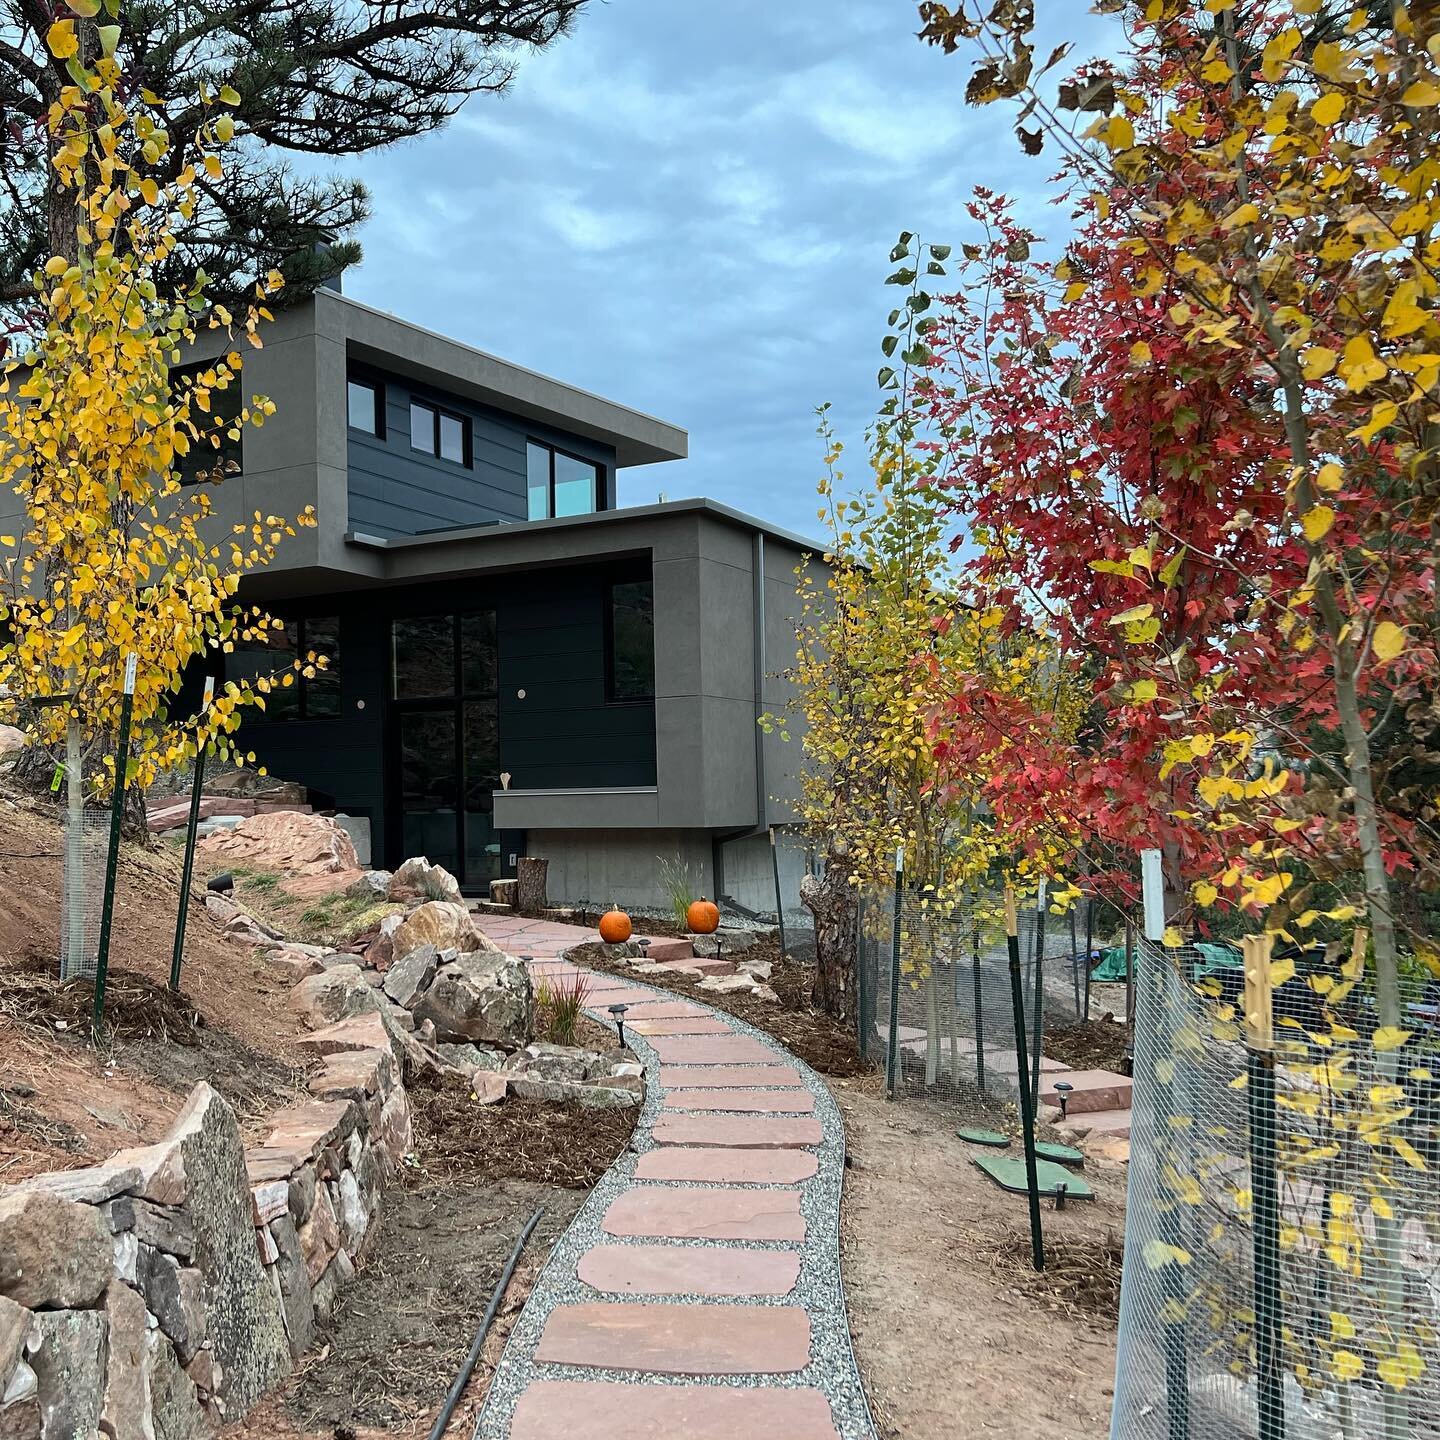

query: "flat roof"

left=345, top=496, right=827, bottom=559
left=323, top=291, right=688, bottom=469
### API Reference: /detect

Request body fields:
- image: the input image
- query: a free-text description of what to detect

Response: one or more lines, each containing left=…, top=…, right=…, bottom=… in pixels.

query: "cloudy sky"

left=340, top=1, right=1120, bottom=542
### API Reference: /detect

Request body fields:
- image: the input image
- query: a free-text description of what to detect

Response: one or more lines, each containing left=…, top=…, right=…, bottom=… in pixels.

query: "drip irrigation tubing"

left=426, top=1204, right=546, bottom=1440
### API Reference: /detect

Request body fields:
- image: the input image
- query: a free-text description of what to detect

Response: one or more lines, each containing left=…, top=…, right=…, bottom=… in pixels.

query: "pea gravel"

left=473, top=962, right=877, bottom=1440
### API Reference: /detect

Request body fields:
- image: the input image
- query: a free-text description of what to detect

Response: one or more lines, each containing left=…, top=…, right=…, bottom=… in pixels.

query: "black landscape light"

left=1054, top=1080, right=1074, bottom=1121
left=608, top=1002, right=630, bottom=1049
left=637, top=937, right=651, bottom=959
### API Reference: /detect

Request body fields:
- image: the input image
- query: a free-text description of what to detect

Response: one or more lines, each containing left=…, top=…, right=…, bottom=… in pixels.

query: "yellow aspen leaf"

left=1301, top=346, right=1336, bottom=379
left=46, top=19, right=78, bottom=57
left=1372, top=621, right=1406, bottom=661
left=1194, top=882, right=1218, bottom=906
left=1222, top=202, right=1260, bottom=230
left=1310, top=91, right=1345, bottom=124
left=1401, top=79, right=1440, bottom=106
left=1142, top=1239, right=1191, bottom=1269
left=1315, top=462, right=1343, bottom=492
left=1162, top=926, right=1184, bottom=948
left=1302, top=505, right=1335, bottom=542
left=1372, top=1026, right=1413, bottom=1053
left=1332, top=1351, right=1365, bottom=1382
left=1339, top=334, right=1386, bottom=391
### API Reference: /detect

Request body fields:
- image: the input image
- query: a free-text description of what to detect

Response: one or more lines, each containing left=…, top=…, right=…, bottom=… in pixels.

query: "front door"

left=389, top=611, right=501, bottom=889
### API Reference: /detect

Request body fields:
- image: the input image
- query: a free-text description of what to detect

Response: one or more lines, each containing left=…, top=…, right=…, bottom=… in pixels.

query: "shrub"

left=536, top=971, right=590, bottom=1047
left=657, top=854, right=696, bottom=930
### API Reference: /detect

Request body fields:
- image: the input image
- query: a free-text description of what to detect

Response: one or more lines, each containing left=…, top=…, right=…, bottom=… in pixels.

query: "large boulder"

left=388, top=857, right=462, bottom=904
left=30, top=1310, right=106, bottom=1440
left=0, top=725, right=27, bottom=769
left=412, top=952, right=533, bottom=1049
left=288, top=964, right=383, bottom=1027
left=197, top=810, right=358, bottom=876
left=390, top=902, right=496, bottom=963
left=0, top=1191, right=112, bottom=1309
left=160, top=1084, right=290, bottom=1415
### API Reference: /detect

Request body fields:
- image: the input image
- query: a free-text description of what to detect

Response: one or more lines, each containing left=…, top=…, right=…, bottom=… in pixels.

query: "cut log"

left=516, top=856, right=549, bottom=914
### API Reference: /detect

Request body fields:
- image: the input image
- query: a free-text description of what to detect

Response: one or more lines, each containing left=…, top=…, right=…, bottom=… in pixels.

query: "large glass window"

left=526, top=440, right=601, bottom=520
left=393, top=616, right=454, bottom=699
left=347, top=377, right=383, bottom=435
left=410, top=398, right=470, bottom=466
left=607, top=580, right=654, bottom=702
left=229, top=615, right=340, bottom=720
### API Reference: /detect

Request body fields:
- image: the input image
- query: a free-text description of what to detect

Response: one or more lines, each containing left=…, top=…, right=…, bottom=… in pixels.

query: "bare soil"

left=1043, top=1017, right=1133, bottom=1076
left=0, top=796, right=310, bottom=1182
left=836, top=1072, right=1120, bottom=1439
left=571, top=936, right=868, bottom=1078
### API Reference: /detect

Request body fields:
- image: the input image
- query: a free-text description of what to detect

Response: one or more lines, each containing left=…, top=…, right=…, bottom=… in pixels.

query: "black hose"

left=427, top=1205, right=546, bottom=1440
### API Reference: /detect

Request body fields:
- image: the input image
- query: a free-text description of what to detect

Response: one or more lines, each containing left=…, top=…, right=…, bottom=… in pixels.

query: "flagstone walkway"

left=471, top=917, right=875, bottom=1440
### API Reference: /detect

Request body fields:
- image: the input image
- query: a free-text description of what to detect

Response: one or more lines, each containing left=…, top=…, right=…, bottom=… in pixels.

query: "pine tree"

left=0, top=0, right=586, bottom=316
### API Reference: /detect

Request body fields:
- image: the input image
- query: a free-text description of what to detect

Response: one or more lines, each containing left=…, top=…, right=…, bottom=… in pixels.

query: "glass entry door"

left=390, top=611, right=500, bottom=889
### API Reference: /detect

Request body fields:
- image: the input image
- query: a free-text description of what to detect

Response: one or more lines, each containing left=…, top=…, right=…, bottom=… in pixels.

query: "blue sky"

left=340, top=1, right=1120, bottom=541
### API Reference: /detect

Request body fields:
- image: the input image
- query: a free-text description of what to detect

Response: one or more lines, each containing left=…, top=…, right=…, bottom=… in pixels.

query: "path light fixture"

left=608, top=1002, right=630, bottom=1050
left=1055, top=1182, right=1068, bottom=1212
left=1053, top=1080, right=1074, bottom=1121
left=637, top=938, right=651, bottom=960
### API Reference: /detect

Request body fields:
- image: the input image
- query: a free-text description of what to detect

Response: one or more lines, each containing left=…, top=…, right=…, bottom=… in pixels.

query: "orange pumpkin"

left=687, top=897, right=720, bottom=935
left=598, top=906, right=632, bottom=944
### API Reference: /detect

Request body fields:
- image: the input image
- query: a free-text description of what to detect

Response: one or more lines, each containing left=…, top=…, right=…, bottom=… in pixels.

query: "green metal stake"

left=855, top=893, right=867, bottom=1057
left=170, top=676, right=214, bottom=991
left=769, top=827, right=789, bottom=962
left=1005, top=885, right=1045, bottom=1271
left=1243, top=935, right=1285, bottom=1440
left=1083, top=894, right=1095, bottom=1022
left=971, top=914, right=986, bottom=1093
left=93, top=653, right=138, bottom=1037
left=1030, top=883, right=1046, bottom=1113
left=885, top=845, right=904, bottom=1101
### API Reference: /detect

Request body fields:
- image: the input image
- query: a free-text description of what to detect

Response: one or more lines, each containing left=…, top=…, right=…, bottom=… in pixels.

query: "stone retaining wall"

left=0, top=1019, right=410, bottom=1439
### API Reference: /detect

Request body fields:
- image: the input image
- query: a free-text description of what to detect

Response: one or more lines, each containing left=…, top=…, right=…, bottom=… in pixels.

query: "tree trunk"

left=516, top=856, right=548, bottom=915
left=800, top=855, right=858, bottom=1023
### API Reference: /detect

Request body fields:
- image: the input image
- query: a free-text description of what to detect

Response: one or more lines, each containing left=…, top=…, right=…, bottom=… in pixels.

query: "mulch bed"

left=1042, top=1019, right=1132, bottom=1075
left=991, top=1229, right=1124, bottom=1326
left=406, top=1082, right=637, bottom=1190
left=569, top=934, right=870, bottom=1078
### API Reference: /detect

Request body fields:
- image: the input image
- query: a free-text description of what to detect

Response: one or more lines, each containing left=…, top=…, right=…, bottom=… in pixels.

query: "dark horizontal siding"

left=346, top=364, right=617, bottom=538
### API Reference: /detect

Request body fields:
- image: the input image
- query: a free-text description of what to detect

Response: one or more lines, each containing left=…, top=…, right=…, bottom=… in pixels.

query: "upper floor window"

left=411, top=398, right=470, bottom=466
left=527, top=440, right=600, bottom=520
left=348, top=377, right=384, bottom=436
left=172, top=361, right=243, bottom=486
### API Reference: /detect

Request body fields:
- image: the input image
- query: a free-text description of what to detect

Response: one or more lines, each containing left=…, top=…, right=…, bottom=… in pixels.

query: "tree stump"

left=801, top=855, right=858, bottom=1024
left=516, top=856, right=548, bottom=915
left=490, top=878, right=518, bottom=908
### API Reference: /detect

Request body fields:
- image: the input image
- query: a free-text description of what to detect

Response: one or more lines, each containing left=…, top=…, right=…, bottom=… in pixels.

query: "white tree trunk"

left=62, top=714, right=86, bottom=978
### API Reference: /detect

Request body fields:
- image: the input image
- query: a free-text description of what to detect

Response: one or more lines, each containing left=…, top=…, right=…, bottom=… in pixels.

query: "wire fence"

left=855, top=886, right=1114, bottom=1107
left=58, top=804, right=107, bottom=979
left=1112, top=934, right=1440, bottom=1440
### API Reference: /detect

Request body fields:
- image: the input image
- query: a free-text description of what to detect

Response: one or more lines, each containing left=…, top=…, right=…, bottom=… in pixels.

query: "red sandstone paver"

left=1038, top=1068, right=1133, bottom=1114
left=534, top=1302, right=811, bottom=1375
left=510, top=1380, right=840, bottom=1440
left=663, top=1087, right=817, bottom=1113
left=627, top=1017, right=733, bottom=1036
left=634, top=1146, right=820, bottom=1184
left=646, top=1035, right=778, bottom=1065
left=582, top=986, right=661, bottom=1005
left=659, top=1063, right=804, bottom=1089
left=601, top=1185, right=805, bottom=1241
left=607, top=1000, right=713, bottom=1020
left=577, top=1244, right=801, bottom=1297
left=651, top=1113, right=822, bottom=1149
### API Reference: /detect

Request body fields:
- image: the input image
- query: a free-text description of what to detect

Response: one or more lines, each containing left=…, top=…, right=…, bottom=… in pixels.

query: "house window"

left=607, top=580, right=654, bottom=703
left=348, top=377, right=383, bottom=436
left=526, top=440, right=600, bottom=520
left=172, top=362, right=243, bottom=486
left=232, top=615, right=341, bottom=720
left=411, top=398, right=470, bottom=466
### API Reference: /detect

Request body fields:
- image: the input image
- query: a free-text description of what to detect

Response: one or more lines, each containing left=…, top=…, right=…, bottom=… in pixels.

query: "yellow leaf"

left=1372, top=1026, right=1413, bottom=1053
left=1372, top=620, right=1405, bottom=662
left=219, top=84, right=242, bottom=105
left=1332, top=1350, right=1365, bottom=1382
left=1131, top=341, right=1153, bottom=364
left=1402, top=79, right=1440, bottom=106
left=1302, top=346, right=1337, bottom=379
left=1143, top=1239, right=1191, bottom=1269
left=1339, top=334, right=1386, bottom=392
left=1194, top=882, right=1218, bottom=907
left=1315, top=462, right=1343, bottom=492
left=1128, top=679, right=1158, bottom=703
left=1162, top=926, right=1184, bottom=949
left=1310, top=91, right=1345, bottom=125
left=1223, top=202, right=1260, bottom=230
left=46, top=19, right=78, bottom=58
left=1110, top=603, right=1154, bottom=626
left=1302, top=506, right=1335, bottom=543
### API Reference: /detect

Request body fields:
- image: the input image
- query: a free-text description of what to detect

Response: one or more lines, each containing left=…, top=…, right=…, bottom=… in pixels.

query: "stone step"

left=577, top=1244, right=802, bottom=1298
left=472, top=899, right=515, bottom=915
left=510, top=1381, right=841, bottom=1439
left=1038, top=1068, right=1133, bottom=1115
left=649, top=958, right=736, bottom=978
left=601, top=1185, right=805, bottom=1242
left=634, top=1147, right=819, bottom=1185
left=645, top=938, right=695, bottom=963
left=651, top=1113, right=822, bottom=1150
left=659, top=1064, right=805, bottom=1089
left=627, top=1017, right=734, bottom=1037
left=663, top=1088, right=816, bottom=1114
left=533, top=1302, right=812, bottom=1376
left=646, top=1036, right=778, bottom=1066
left=1052, top=1106, right=1133, bottom=1140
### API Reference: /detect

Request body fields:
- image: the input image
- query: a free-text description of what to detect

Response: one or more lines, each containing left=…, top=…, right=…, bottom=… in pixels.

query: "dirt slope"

left=0, top=791, right=310, bottom=1184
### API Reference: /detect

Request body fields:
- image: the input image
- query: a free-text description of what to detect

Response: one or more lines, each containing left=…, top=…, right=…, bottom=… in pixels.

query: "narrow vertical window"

left=607, top=580, right=654, bottom=702
left=347, top=377, right=382, bottom=435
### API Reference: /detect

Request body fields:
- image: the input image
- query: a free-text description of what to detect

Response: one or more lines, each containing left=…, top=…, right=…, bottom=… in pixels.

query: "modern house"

left=84, top=288, right=818, bottom=909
